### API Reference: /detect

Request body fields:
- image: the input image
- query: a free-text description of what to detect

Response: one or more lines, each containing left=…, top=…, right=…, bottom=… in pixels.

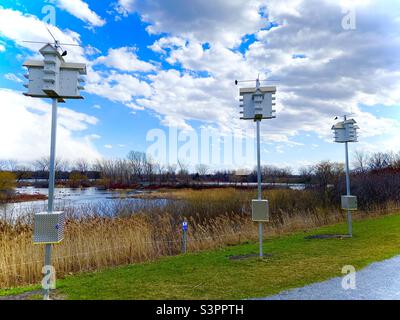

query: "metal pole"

left=48, top=98, right=58, bottom=213
left=343, top=115, right=352, bottom=237
left=256, top=119, right=263, bottom=258
left=182, top=229, right=187, bottom=254
left=44, top=97, right=58, bottom=300
left=345, top=140, right=352, bottom=237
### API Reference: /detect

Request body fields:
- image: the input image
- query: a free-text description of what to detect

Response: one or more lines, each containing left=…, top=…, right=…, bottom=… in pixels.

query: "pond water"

left=0, top=183, right=305, bottom=219
left=0, top=187, right=169, bottom=219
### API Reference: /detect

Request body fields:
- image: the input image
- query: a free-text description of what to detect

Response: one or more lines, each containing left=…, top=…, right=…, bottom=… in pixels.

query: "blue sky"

left=0, top=0, right=399, bottom=172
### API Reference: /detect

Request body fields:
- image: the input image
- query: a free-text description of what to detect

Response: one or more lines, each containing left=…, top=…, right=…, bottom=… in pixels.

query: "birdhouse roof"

left=331, top=118, right=357, bottom=130
left=39, top=43, right=65, bottom=61
left=22, top=60, right=44, bottom=68
left=23, top=60, right=86, bottom=75
left=240, top=86, right=276, bottom=95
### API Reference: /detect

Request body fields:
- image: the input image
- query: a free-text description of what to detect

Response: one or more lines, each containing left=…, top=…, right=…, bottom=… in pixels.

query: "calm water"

left=0, top=187, right=168, bottom=219
left=0, top=183, right=305, bottom=219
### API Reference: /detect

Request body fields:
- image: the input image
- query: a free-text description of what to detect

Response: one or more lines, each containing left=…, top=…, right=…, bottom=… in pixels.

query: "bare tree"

left=34, top=157, right=50, bottom=172
left=368, top=152, right=391, bottom=170
left=392, top=152, right=400, bottom=169
left=313, top=161, right=343, bottom=190
left=195, top=164, right=209, bottom=176
left=143, top=154, right=155, bottom=183
left=299, top=165, right=313, bottom=185
left=127, top=151, right=146, bottom=182
left=6, top=159, right=18, bottom=171
left=353, top=150, right=368, bottom=173
left=74, top=158, right=91, bottom=173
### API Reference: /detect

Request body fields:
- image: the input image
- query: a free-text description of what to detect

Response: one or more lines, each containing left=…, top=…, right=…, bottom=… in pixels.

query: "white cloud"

left=56, top=0, right=106, bottom=27
left=85, top=44, right=101, bottom=56
left=4, top=73, right=23, bottom=83
left=116, top=0, right=267, bottom=47
left=94, top=47, right=156, bottom=72
left=0, top=7, right=85, bottom=62
left=85, top=71, right=152, bottom=104
left=93, top=104, right=101, bottom=109
left=104, top=144, right=113, bottom=149
left=0, top=43, right=5, bottom=52
left=137, top=69, right=237, bottom=131
left=137, top=0, right=400, bottom=149
left=0, top=88, right=101, bottom=162
left=148, top=36, right=186, bottom=54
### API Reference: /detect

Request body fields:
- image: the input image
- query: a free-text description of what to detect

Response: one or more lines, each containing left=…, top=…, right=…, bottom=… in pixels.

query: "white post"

left=343, top=115, right=352, bottom=237
left=44, top=97, right=58, bottom=300
left=256, top=119, right=263, bottom=258
left=344, top=140, right=352, bottom=237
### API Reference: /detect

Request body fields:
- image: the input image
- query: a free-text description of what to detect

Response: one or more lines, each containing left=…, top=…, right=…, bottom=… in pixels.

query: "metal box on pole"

left=252, top=199, right=269, bottom=222
left=341, top=195, right=358, bottom=211
left=33, top=212, right=65, bottom=244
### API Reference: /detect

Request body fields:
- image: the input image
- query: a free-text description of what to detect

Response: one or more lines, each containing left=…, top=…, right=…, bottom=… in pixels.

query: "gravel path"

left=260, top=255, right=400, bottom=300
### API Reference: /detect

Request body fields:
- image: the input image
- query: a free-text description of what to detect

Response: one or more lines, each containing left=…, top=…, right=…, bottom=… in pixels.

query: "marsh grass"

left=0, top=188, right=397, bottom=288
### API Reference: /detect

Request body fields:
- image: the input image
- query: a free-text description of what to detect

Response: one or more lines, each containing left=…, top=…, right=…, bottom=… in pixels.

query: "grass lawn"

left=3, top=212, right=400, bottom=299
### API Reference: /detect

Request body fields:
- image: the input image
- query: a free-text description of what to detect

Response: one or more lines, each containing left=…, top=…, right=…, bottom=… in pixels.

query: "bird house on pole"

left=332, top=118, right=359, bottom=143
left=22, top=41, right=87, bottom=300
left=332, top=116, right=359, bottom=236
left=23, top=44, right=86, bottom=100
left=239, top=81, right=276, bottom=121
left=236, top=77, right=277, bottom=258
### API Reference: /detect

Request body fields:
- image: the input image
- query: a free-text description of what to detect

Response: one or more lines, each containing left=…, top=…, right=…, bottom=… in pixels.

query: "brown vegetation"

left=1, top=188, right=398, bottom=289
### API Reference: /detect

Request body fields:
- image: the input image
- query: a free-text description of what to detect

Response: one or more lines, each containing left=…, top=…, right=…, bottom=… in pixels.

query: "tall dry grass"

left=0, top=188, right=397, bottom=289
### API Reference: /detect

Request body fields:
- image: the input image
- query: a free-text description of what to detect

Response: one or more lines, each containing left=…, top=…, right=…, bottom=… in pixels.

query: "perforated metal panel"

left=341, top=195, right=358, bottom=211
left=252, top=199, right=269, bottom=222
left=33, top=211, right=65, bottom=244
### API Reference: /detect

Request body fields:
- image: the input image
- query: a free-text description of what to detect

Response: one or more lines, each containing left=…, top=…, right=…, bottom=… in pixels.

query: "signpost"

left=332, top=116, right=359, bottom=237
left=23, top=43, right=86, bottom=299
left=182, top=221, right=188, bottom=254
left=236, top=77, right=276, bottom=258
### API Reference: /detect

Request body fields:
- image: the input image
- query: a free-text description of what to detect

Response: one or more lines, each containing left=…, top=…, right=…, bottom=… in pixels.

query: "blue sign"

left=182, top=221, right=188, bottom=231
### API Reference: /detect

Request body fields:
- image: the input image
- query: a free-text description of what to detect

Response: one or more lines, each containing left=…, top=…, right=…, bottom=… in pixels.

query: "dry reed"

left=0, top=188, right=397, bottom=289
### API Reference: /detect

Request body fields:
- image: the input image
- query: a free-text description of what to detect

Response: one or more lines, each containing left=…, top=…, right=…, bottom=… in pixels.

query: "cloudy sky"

left=0, top=0, right=399, bottom=171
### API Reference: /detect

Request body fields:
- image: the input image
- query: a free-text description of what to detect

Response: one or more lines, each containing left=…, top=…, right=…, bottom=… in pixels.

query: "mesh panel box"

left=252, top=199, right=269, bottom=222
left=33, top=211, right=65, bottom=244
left=341, top=195, right=358, bottom=211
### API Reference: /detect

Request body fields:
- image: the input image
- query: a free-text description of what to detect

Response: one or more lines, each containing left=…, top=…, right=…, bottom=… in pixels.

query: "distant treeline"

left=1, top=150, right=400, bottom=205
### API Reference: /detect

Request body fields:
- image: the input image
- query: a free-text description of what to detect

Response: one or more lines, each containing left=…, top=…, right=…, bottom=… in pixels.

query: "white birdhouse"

left=23, top=44, right=86, bottom=99
left=332, top=118, right=359, bottom=143
left=239, top=85, right=276, bottom=120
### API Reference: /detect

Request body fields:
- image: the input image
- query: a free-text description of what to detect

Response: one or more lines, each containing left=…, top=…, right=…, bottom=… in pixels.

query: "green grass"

left=0, top=285, right=40, bottom=297
left=4, top=213, right=400, bottom=299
